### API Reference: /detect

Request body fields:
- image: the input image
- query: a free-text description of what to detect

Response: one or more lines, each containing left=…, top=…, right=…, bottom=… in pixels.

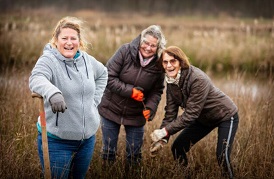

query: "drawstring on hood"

left=62, top=58, right=89, bottom=80
left=63, top=61, right=72, bottom=80
left=45, top=44, right=89, bottom=80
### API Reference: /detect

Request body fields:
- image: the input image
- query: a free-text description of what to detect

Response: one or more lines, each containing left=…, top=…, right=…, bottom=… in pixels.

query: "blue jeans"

left=100, top=117, right=144, bottom=165
left=37, top=133, right=96, bottom=179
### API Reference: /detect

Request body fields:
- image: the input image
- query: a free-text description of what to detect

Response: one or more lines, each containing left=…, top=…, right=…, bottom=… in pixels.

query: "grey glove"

left=49, top=93, right=67, bottom=113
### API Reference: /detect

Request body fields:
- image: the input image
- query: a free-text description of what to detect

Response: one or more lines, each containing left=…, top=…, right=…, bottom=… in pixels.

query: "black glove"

left=49, top=93, right=67, bottom=113
left=148, top=109, right=155, bottom=121
left=135, top=86, right=144, bottom=92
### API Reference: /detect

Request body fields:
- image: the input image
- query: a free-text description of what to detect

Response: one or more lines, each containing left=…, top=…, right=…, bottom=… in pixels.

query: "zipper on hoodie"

left=73, top=58, right=86, bottom=139
left=82, top=87, right=85, bottom=140
left=79, top=65, right=85, bottom=140
left=82, top=89, right=85, bottom=139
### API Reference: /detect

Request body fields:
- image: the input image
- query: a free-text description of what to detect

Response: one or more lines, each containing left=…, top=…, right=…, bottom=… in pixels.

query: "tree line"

left=1, top=0, right=273, bottom=18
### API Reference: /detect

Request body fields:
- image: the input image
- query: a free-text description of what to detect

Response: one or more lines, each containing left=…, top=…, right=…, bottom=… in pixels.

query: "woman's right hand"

left=131, top=87, right=144, bottom=101
left=49, top=93, right=67, bottom=113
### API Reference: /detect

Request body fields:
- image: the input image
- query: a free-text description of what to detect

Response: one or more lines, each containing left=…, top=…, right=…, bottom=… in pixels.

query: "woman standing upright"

left=98, top=25, right=166, bottom=169
left=29, top=16, right=108, bottom=178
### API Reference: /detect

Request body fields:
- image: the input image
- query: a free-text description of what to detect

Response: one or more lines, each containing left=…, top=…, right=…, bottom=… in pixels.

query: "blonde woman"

left=29, top=16, right=107, bottom=178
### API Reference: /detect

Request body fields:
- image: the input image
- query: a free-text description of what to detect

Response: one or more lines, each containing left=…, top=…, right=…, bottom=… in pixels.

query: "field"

left=0, top=8, right=273, bottom=178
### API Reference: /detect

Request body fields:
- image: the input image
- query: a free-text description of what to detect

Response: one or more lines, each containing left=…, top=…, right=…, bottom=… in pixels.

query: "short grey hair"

left=140, top=25, right=167, bottom=58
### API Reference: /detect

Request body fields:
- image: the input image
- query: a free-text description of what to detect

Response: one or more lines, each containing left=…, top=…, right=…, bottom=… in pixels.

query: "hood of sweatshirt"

left=43, top=43, right=82, bottom=63
left=43, top=43, right=89, bottom=79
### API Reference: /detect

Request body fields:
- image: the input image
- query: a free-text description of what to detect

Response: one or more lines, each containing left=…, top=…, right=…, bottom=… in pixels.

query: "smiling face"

left=162, top=53, right=181, bottom=78
left=139, top=35, right=158, bottom=59
left=56, top=28, right=80, bottom=58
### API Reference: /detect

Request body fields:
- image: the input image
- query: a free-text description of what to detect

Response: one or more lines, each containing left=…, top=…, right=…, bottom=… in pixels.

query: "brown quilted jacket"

left=161, top=66, right=238, bottom=135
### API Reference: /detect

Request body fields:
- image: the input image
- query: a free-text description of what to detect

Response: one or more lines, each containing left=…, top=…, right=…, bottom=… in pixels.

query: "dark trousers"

left=171, top=113, right=239, bottom=178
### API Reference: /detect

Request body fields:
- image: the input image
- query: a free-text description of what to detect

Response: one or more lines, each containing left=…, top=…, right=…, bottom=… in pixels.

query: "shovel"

left=32, top=92, right=51, bottom=179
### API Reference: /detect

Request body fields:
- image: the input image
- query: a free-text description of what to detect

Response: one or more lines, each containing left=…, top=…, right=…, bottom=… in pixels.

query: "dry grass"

left=0, top=68, right=273, bottom=179
left=0, top=8, right=274, bottom=179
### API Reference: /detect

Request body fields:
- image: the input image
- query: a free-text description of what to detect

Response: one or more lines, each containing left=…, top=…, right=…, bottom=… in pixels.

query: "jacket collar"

left=179, top=66, right=192, bottom=87
left=129, top=35, right=141, bottom=61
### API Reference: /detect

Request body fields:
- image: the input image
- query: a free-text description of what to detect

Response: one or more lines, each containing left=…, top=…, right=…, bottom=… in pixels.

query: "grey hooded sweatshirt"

left=29, top=44, right=108, bottom=140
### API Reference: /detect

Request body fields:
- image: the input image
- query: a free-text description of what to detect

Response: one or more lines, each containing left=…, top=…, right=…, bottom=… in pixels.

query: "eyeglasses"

left=142, top=40, right=158, bottom=49
left=162, top=58, right=178, bottom=66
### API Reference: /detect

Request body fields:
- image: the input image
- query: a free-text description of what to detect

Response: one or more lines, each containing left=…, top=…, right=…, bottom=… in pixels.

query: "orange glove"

left=131, top=87, right=144, bottom=101
left=143, top=109, right=150, bottom=121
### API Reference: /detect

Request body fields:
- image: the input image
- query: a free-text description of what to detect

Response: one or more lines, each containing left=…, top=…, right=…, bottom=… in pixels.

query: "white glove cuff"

left=158, top=128, right=168, bottom=138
